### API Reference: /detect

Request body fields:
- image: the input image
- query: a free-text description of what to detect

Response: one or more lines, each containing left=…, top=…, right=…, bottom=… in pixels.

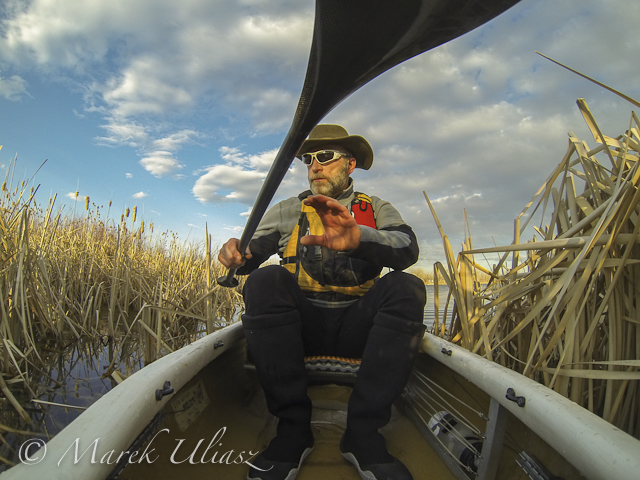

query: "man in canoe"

left=219, top=124, right=426, bottom=480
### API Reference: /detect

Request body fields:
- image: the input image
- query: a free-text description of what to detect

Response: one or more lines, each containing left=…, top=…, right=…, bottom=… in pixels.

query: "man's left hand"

left=300, top=195, right=361, bottom=251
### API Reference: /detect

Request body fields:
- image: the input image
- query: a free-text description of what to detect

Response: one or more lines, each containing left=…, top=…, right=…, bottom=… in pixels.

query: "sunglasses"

left=299, top=150, right=350, bottom=165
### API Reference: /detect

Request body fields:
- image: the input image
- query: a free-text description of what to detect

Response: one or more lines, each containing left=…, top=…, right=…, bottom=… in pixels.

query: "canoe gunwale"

left=421, top=332, right=640, bottom=480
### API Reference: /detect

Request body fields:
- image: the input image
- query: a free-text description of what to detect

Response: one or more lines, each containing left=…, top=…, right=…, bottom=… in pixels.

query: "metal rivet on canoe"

left=155, top=380, right=174, bottom=401
left=506, top=388, right=526, bottom=407
left=214, top=340, right=224, bottom=349
left=441, top=348, right=452, bottom=356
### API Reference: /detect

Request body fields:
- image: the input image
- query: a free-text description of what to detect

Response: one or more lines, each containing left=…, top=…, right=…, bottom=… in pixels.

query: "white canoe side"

left=422, top=333, right=640, bottom=480
left=0, top=322, right=245, bottom=480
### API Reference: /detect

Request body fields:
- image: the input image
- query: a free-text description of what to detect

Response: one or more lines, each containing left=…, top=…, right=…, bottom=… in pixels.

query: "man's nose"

left=310, top=159, right=323, bottom=171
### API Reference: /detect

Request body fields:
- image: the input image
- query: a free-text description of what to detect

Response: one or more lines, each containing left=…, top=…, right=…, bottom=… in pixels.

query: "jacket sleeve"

left=347, top=198, right=419, bottom=271
left=235, top=204, right=283, bottom=275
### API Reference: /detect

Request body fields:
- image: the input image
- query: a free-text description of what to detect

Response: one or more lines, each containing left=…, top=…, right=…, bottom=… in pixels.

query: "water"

left=424, top=284, right=451, bottom=330
left=0, top=335, right=146, bottom=471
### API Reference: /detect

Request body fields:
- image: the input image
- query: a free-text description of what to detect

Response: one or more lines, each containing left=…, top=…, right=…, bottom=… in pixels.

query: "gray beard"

left=309, top=161, right=350, bottom=198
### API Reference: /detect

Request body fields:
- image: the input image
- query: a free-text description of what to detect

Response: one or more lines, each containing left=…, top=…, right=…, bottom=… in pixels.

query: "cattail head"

left=125, top=208, right=130, bottom=218
left=85, top=196, right=90, bottom=210
left=132, top=206, right=137, bottom=223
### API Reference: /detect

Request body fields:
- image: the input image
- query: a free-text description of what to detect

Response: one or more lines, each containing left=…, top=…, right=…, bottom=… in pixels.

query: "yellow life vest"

left=282, top=194, right=380, bottom=296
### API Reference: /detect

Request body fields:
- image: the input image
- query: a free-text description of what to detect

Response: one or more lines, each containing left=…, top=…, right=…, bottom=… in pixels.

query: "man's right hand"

left=218, top=238, right=252, bottom=269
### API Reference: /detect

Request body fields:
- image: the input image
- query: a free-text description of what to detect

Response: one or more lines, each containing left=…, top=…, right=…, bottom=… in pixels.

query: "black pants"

left=243, top=265, right=426, bottom=358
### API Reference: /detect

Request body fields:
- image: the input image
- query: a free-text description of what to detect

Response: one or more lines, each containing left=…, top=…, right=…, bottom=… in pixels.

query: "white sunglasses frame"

left=299, top=150, right=351, bottom=165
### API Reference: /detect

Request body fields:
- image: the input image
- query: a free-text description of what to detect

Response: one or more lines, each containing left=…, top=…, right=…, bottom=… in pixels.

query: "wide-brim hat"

left=298, top=124, right=374, bottom=170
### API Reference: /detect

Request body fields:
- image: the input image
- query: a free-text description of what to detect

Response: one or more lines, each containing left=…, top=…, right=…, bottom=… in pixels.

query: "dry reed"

left=426, top=99, right=640, bottom=438
left=0, top=153, right=245, bottom=417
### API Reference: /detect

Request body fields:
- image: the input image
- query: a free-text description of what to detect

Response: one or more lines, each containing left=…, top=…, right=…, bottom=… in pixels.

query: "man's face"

left=306, top=145, right=356, bottom=198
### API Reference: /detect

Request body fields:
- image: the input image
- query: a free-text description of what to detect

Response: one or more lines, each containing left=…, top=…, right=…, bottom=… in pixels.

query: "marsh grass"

left=0, top=152, right=244, bottom=423
left=425, top=100, right=640, bottom=438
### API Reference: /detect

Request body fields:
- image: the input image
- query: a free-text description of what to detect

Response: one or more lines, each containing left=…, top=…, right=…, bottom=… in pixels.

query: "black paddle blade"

left=292, top=0, right=522, bottom=135
left=218, top=0, right=521, bottom=287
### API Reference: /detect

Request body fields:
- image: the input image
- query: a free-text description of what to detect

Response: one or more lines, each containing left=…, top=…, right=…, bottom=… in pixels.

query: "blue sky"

left=1, top=0, right=639, bottom=269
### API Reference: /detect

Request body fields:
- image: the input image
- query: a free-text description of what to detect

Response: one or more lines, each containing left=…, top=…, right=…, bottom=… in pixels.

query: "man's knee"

left=403, top=271, right=427, bottom=308
left=379, top=270, right=426, bottom=303
left=243, top=265, right=293, bottom=295
left=243, top=265, right=302, bottom=315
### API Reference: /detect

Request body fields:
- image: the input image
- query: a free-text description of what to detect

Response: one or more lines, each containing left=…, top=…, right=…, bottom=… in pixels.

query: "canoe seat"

left=244, top=355, right=361, bottom=386
left=304, top=355, right=361, bottom=386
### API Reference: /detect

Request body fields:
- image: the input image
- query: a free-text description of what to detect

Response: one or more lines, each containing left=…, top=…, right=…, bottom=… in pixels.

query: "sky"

left=1, top=0, right=639, bottom=271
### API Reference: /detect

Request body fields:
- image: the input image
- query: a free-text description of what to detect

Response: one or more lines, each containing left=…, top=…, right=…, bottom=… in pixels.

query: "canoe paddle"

left=218, top=0, right=521, bottom=287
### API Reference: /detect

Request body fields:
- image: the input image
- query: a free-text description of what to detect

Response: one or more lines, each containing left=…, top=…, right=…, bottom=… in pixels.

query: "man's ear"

left=347, top=157, right=357, bottom=174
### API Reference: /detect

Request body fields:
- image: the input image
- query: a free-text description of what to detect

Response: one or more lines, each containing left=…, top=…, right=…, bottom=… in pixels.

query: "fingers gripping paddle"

left=218, top=0, right=521, bottom=287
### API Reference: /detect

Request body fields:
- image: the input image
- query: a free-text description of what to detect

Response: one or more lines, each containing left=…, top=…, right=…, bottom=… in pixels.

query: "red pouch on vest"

left=352, top=197, right=376, bottom=229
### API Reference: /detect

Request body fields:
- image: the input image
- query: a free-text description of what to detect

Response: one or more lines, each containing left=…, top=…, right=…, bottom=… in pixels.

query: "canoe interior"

left=119, top=340, right=450, bottom=479
left=118, top=340, right=585, bottom=480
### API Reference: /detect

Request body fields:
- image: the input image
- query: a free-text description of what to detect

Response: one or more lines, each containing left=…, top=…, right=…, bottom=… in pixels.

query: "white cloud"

left=97, top=122, right=197, bottom=177
left=125, top=173, right=133, bottom=178
left=96, top=119, right=149, bottom=147
left=223, top=225, right=244, bottom=234
left=140, top=152, right=184, bottom=177
left=65, top=192, right=79, bottom=201
left=432, top=193, right=482, bottom=205
left=100, top=57, right=194, bottom=117
left=193, top=147, right=284, bottom=204
left=0, top=74, right=27, bottom=100
left=153, top=130, right=199, bottom=152
left=133, top=191, right=147, bottom=198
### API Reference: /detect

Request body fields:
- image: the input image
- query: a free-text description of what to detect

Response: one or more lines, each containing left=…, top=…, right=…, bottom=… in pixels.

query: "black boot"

left=242, top=311, right=314, bottom=480
left=341, top=313, right=425, bottom=480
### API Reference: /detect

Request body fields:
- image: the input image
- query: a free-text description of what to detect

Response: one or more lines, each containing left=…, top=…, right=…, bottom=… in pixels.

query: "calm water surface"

left=424, top=284, right=451, bottom=329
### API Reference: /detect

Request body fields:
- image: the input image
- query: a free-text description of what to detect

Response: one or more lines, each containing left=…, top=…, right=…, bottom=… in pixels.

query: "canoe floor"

left=120, top=342, right=454, bottom=480
left=120, top=341, right=585, bottom=480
